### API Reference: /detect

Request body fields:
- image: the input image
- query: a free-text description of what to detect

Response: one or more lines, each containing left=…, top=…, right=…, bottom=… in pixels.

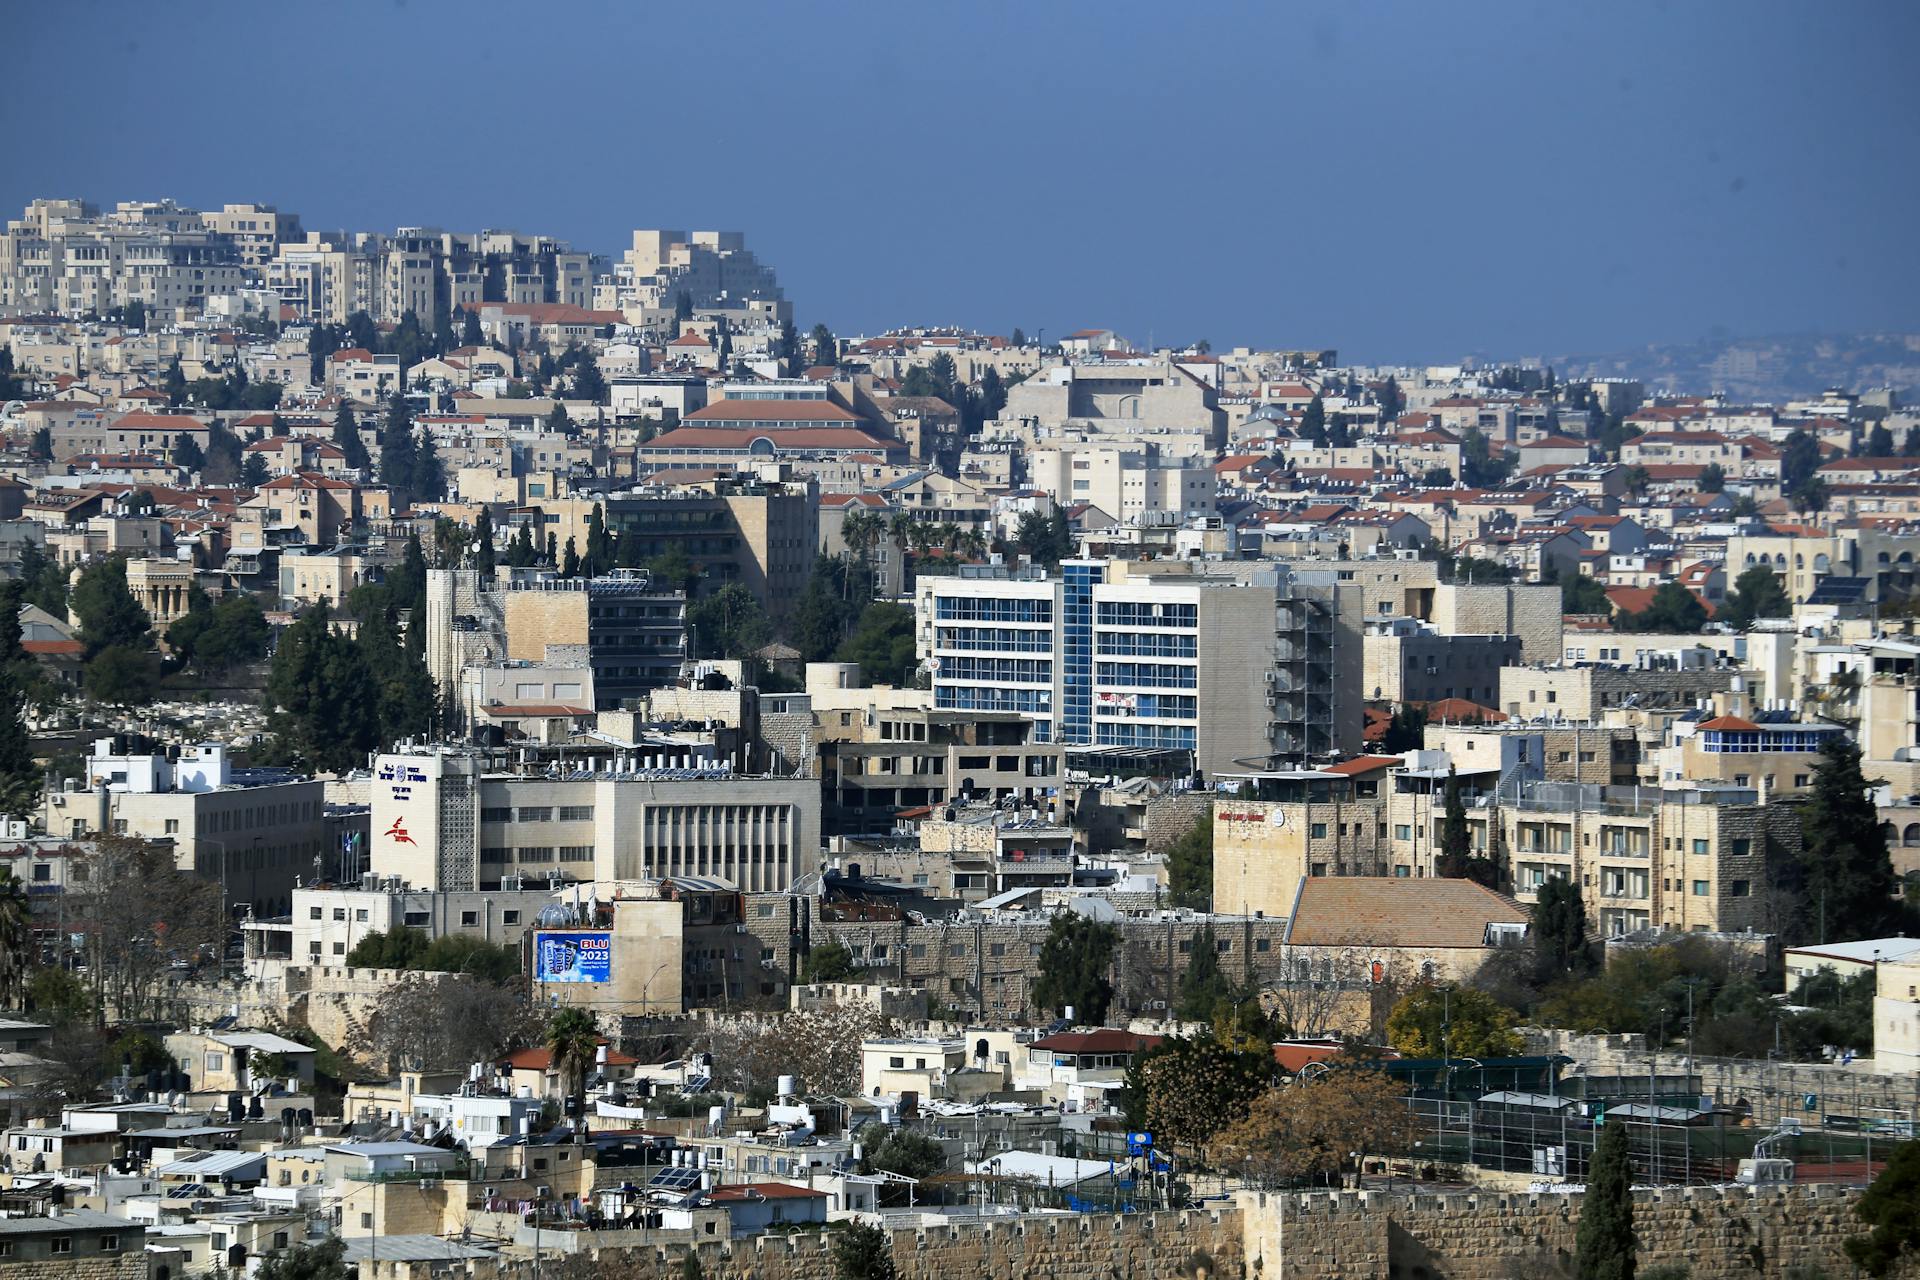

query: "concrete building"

left=1362, top=618, right=1520, bottom=706
left=917, top=561, right=1345, bottom=776
left=425, top=568, right=687, bottom=719
left=1028, top=444, right=1218, bottom=524
left=40, top=740, right=327, bottom=918
left=815, top=709, right=1062, bottom=838
left=369, top=747, right=819, bottom=894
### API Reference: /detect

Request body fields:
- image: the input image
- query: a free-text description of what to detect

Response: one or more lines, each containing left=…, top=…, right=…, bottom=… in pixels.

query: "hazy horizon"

left=6, top=0, right=1917, bottom=364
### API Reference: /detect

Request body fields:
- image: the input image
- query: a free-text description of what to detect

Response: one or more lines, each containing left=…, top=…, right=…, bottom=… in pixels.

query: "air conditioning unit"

left=760, top=959, right=776, bottom=970
left=1265, top=696, right=1277, bottom=708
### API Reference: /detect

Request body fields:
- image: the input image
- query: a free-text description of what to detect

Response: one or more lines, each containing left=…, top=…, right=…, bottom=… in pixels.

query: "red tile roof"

left=1321, top=755, right=1403, bottom=777
left=1696, top=715, right=1760, bottom=732
left=1028, top=1030, right=1162, bottom=1054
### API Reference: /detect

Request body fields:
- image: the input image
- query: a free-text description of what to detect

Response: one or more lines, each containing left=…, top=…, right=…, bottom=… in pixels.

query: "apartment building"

left=600, top=229, right=787, bottom=319
left=369, top=747, right=819, bottom=894
left=267, top=227, right=592, bottom=325
left=916, top=560, right=1343, bottom=776
left=1500, top=663, right=1739, bottom=720
left=0, top=198, right=245, bottom=320
left=425, top=568, right=687, bottom=717
left=815, top=709, right=1062, bottom=838
left=245, top=880, right=568, bottom=967
left=40, top=741, right=327, bottom=918
left=1362, top=618, right=1520, bottom=706
left=996, top=360, right=1226, bottom=453
left=1028, top=444, right=1218, bottom=523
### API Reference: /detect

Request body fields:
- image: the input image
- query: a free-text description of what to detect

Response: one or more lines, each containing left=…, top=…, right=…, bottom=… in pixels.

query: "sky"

left=5, top=0, right=1917, bottom=364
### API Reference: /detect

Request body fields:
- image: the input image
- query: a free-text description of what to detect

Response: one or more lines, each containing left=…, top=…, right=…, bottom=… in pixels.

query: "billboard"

left=534, top=931, right=612, bottom=983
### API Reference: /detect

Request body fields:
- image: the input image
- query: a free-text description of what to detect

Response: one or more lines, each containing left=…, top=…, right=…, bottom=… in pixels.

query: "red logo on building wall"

left=384, top=818, right=416, bottom=845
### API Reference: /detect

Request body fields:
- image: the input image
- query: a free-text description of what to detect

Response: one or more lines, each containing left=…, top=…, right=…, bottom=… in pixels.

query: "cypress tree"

left=1437, top=765, right=1471, bottom=877
left=332, top=402, right=369, bottom=471
left=474, top=508, right=496, bottom=580
left=379, top=392, right=418, bottom=508
left=1574, top=1119, right=1635, bottom=1280
left=1796, top=737, right=1898, bottom=943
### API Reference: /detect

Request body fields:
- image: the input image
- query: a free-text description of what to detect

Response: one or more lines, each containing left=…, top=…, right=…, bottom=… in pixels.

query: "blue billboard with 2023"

left=535, top=931, right=612, bottom=983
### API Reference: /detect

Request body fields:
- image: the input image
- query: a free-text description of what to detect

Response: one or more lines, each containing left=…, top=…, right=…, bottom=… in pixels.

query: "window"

left=205, top=1052, right=226, bottom=1073
left=1692, top=880, right=1709, bottom=896
left=1731, top=838, right=1751, bottom=857
left=50, top=1238, right=71, bottom=1256
left=99, top=1236, right=120, bottom=1253
left=355, top=909, right=368, bottom=922
left=360, top=1214, right=373, bottom=1230
left=270, top=1232, right=288, bottom=1250
left=1255, top=938, right=1270, bottom=952
left=1731, top=879, right=1750, bottom=896
left=1394, top=824, right=1412, bottom=841
left=1310, top=822, right=1327, bottom=839
left=558, top=805, right=594, bottom=821
left=888, top=1056, right=905, bottom=1069
left=309, top=907, right=322, bottom=920
left=460, top=911, right=479, bottom=927
left=333, top=908, right=346, bottom=921
left=518, top=807, right=552, bottom=822
left=481, top=807, right=513, bottom=823
left=502, top=910, right=521, bottom=925
left=1692, top=839, right=1709, bottom=855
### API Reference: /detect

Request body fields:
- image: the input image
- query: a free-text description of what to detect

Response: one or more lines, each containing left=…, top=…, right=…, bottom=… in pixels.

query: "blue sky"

left=5, top=0, right=1916, bottom=362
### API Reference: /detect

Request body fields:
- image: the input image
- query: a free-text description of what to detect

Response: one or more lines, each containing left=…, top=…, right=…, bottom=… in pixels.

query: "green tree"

left=28, top=426, right=52, bottom=462
left=414, top=429, right=445, bottom=501
left=1385, top=984, right=1523, bottom=1057
left=1435, top=767, right=1500, bottom=889
left=1380, top=703, right=1427, bottom=753
left=171, top=431, right=205, bottom=471
left=1165, top=813, right=1214, bottom=910
left=1562, top=574, right=1613, bottom=615
left=1460, top=428, right=1514, bottom=487
left=808, top=323, right=836, bottom=368
left=1846, top=1140, right=1920, bottom=1276
left=265, top=604, right=381, bottom=772
left=165, top=592, right=269, bottom=674
left=572, top=349, right=607, bottom=404
left=255, top=1233, right=350, bottom=1280
left=1300, top=394, right=1328, bottom=446
left=461, top=308, right=483, bottom=347
left=546, top=1006, right=601, bottom=1119
left=792, top=558, right=863, bottom=662
left=1780, top=428, right=1822, bottom=491
left=1792, top=736, right=1899, bottom=943
left=330, top=403, right=368, bottom=470
left=1718, top=564, right=1789, bottom=630
left=1698, top=462, right=1726, bottom=493
left=0, top=592, right=42, bottom=817
left=162, top=355, right=186, bottom=406
left=474, top=507, right=496, bottom=580
left=831, top=1220, right=897, bottom=1280
left=379, top=392, right=418, bottom=507
left=689, top=583, right=771, bottom=659
left=0, top=871, right=29, bottom=1009
left=856, top=1122, right=946, bottom=1197
left=1176, top=926, right=1233, bottom=1021
left=801, top=942, right=856, bottom=983
left=1621, top=581, right=1706, bottom=633
left=1867, top=423, right=1895, bottom=458
left=834, top=602, right=916, bottom=686
left=1031, top=913, right=1117, bottom=1022
left=1575, top=1119, right=1636, bottom=1280
left=646, top=548, right=700, bottom=596
left=1121, top=1034, right=1270, bottom=1155
left=71, top=558, right=151, bottom=657
left=1532, top=876, right=1593, bottom=981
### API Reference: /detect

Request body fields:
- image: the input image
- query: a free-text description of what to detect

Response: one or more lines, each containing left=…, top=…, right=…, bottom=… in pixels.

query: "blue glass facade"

left=1060, top=563, right=1102, bottom=744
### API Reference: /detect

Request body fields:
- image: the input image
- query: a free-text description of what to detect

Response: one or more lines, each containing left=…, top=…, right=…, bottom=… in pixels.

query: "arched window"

left=1903, top=823, right=1920, bottom=847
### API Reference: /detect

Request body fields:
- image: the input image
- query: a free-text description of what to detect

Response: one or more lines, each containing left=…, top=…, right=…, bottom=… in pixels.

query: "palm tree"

left=545, top=1007, right=601, bottom=1123
left=958, top=528, right=987, bottom=559
left=0, top=871, right=27, bottom=1011
left=938, top=523, right=961, bottom=553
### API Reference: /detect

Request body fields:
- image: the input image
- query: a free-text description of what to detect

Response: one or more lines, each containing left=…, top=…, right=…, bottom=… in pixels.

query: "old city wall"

left=496, top=1185, right=1899, bottom=1280
left=547, top=1208, right=1243, bottom=1280
left=1236, top=1183, right=1895, bottom=1280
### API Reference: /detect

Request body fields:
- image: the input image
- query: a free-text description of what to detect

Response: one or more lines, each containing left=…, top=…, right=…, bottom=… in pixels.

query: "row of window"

left=934, top=597, right=1052, bottom=624
left=933, top=625, right=1053, bottom=653
left=1095, top=632, right=1197, bottom=658
left=937, top=656, right=1052, bottom=684
left=481, top=805, right=596, bottom=823
left=1094, top=661, right=1197, bottom=689
left=935, top=686, right=1051, bottom=714
left=1095, top=602, right=1197, bottom=628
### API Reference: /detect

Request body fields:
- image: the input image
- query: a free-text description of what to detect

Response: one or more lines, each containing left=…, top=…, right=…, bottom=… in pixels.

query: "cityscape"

left=1, top=5, right=1919, bottom=1280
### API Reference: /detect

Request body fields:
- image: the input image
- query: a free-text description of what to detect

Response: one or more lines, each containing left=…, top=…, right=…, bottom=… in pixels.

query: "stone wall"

left=540, top=1208, right=1242, bottom=1280
left=1237, top=1183, right=1896, bottom=1280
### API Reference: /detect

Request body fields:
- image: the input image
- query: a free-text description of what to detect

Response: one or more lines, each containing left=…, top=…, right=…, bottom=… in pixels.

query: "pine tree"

left=379, top=393, right=418, bottom=507
left=241, top=452, right=269, bottom=487
left=172, top=432, right=205, bottom=471
left=474, top=508, right=496, bottom=580
left=1574, top=1119, right=1635, bottom=1280
left=461, top=308, right=483, bottom=347
left=414, top=430, right=445, bottom=501
left=1031, top=914, right=1117, bottom=1022
left=1301, top=394, right=1328, bottom=446
left=332, top=403, right=369, bottom=471
left=70, top=559, right=151, bottom=658
left=560, top=538, right=581, bottom=579
left=571, top=350, right=606, bottom=404
left=1437, top=765, right=1471, bottom=877
left=809, top=323, right=836, bottom=368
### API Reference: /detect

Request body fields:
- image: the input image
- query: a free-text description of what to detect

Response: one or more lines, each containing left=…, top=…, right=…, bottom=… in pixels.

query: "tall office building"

left=917, top=561, right=1347, bottom=777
